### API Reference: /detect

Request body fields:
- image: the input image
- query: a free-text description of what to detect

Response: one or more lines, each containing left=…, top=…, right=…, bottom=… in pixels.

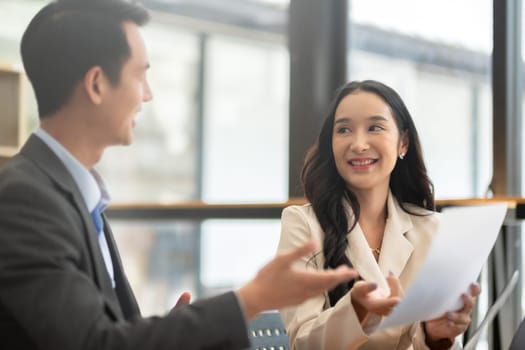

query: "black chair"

left=246, top=311, right=289, bottom=350
left=509, top=313, right=525, bottom=349
left=464, top=270, right=519, bottom=350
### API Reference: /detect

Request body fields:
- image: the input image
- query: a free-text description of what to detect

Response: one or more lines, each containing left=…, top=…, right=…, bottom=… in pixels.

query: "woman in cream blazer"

left=277, top=80, right=479, bottom=350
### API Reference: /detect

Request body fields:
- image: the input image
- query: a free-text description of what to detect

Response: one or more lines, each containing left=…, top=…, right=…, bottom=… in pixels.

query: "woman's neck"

left=354, top=186, right=389, bottom=223
left=354, top=186, right=390, bottom=258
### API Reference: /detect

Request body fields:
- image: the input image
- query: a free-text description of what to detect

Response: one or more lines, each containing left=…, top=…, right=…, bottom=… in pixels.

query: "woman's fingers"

left=457, top=282, right=481, bottom=314
left=386, top=272, right=404, bottom=298
left=469, top=282, right=481, bottom=297
left=351, top=280, right=400, bottom=316
left=351, top=280, right=379, bottom=299
left=424, top=281, right=481, bottom=340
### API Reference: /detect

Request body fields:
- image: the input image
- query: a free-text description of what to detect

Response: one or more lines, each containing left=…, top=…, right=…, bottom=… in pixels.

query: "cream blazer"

left=278, top=193, right=460, bottom=350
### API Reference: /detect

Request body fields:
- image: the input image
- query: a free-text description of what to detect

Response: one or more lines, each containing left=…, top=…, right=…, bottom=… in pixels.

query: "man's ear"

left=83, top=66, right=107, bottom=105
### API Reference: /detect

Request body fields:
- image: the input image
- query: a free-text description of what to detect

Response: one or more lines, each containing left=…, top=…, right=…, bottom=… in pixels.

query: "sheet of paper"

left=377, top=203, right=507, bottom=331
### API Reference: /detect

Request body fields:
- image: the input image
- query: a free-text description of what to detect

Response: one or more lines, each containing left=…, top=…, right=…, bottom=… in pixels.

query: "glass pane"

left=112, top=218, right=282, bottom=316
left=251, top=0, right=290, bottom=8
left=202, top=34, right=289, bottom=203
left=349, top=0, right=493, bottom=199
left=112, top=220, right=200, bottom=316
left=0, top=1, right=46, bottom=62
left=200, top=219, right=281, bottom=296
left=98, top=24, right=200, bottom=203
left=0, top=0, right=42, bottom=135
left=351, top=0, right=491, bottom=52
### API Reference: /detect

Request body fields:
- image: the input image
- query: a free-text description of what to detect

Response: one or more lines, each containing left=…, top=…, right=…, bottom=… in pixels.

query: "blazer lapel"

left=347, top=223, right=390, bottom=292
left=20, top=135, right=123, bottom=319
left=377, top=193, right=414, bottom=278
left=76, top=207, right=122, bottom=319
left=343, top=200, right=390, bottom=292
left=344, top=192, right=414, bottom=293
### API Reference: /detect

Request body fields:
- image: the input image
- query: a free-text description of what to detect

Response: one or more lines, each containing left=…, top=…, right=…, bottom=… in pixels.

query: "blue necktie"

left=90, top=201, right=115, bottom=287
left=90, top=202, right=105, bottom=234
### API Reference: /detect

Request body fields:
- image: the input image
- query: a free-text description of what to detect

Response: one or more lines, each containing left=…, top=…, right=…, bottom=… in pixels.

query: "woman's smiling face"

left=331, top=91, right=408, bottom=195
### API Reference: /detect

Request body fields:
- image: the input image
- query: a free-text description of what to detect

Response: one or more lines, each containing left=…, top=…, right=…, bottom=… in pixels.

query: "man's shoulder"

left=0, top=153, right=36, bottom=182
left=0, top=150, right=58, bottom=201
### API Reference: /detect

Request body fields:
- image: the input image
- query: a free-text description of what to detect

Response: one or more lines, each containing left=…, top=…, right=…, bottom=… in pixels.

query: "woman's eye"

left=369, top=125, right=384, bottom=132
left=336, top=127, right=350, bottom=134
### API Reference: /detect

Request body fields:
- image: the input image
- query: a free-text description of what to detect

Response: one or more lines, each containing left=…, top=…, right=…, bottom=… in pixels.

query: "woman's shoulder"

left=282, top=203, right=315, bottom=220
left=282, top=203, right=325, bottom=230
left=401, top=202, right=441, bottom=227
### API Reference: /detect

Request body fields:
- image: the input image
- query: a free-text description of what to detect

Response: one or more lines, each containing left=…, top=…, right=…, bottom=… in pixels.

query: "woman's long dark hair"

left=301, top=80, right=435, bottom=306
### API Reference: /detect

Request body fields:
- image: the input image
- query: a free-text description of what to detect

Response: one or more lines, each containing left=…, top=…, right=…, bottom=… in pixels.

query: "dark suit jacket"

left=0, top=135, right=250, bottom=350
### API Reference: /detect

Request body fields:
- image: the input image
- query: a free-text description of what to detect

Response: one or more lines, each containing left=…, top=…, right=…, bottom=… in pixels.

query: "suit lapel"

left=345, top=192, right=414, bottom=293
left=20, top=135, right=123, bottom=319
left=343, top=199, right=390, bottom=292
left=346, top=223, right=389, bottom=291
left=377, top=193, right=414, bottom=278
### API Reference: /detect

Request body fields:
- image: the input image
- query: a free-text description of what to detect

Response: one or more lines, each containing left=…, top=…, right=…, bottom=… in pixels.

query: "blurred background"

left=1, top=0, right=522, bottom=348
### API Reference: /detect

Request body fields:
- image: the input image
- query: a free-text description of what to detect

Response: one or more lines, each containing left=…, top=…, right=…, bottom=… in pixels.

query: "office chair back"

left=509, top=313, right=525, bottom=349
left=247, top=311, right=289, bottom=350
left=464, top=270, right=519, bottom=350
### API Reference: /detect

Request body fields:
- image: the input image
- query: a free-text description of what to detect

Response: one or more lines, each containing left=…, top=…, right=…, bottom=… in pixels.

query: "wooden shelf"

left=0, top=66, right=25, bottom=164
left=0, top=145, right=18, bottom=157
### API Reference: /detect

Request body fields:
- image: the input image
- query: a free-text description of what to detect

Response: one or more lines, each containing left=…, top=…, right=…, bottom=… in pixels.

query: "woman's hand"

left=350, top=272, right=403, bottom=322
left=423, top=283, right=481, bottom=346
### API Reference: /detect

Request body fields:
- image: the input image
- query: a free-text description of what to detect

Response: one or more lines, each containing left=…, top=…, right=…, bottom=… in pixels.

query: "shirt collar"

left=34, top=128, right=111, bottom=212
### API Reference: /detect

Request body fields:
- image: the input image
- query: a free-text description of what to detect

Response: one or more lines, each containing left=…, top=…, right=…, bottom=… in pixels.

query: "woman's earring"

left=399, top=153, right=405, bottom=160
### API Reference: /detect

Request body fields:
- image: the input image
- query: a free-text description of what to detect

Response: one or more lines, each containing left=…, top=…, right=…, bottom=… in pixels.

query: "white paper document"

left=378, top=203, right=507, bottom=331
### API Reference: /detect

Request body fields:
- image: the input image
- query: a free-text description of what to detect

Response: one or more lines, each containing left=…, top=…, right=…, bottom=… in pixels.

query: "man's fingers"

left=168, top=291, right=192, bottom=315
left=299, top=265, right=358, bottom=293
left=315, top=265, right=359, bottom=286
left=277, top=240, right=317, bottom=265
left=332, top=265, right=359, bottom=279
left=174, top=291, right=192, bottom=307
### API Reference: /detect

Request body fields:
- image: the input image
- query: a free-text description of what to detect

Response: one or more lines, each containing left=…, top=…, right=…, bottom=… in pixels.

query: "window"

left=98, top=23, right=201, bottom=203
left=349, top=0, right=493, bottom=198
left=202, top=34, right=289, bottom=203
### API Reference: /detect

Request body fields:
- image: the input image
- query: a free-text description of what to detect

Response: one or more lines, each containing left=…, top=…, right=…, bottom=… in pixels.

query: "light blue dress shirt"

left=34, top=128, right=115, bottom=287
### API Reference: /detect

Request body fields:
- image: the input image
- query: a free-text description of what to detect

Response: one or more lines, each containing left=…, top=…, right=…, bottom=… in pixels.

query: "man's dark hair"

left=21, top=0, right=150, bottom=118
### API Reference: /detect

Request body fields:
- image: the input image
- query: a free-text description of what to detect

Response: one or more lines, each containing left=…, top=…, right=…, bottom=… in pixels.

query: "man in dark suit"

left=0, top=0, right=358, bottom=349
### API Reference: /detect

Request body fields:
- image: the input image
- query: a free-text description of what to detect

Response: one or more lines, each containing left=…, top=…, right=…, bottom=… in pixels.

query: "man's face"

left=101, top=21, right=152, bottom=146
